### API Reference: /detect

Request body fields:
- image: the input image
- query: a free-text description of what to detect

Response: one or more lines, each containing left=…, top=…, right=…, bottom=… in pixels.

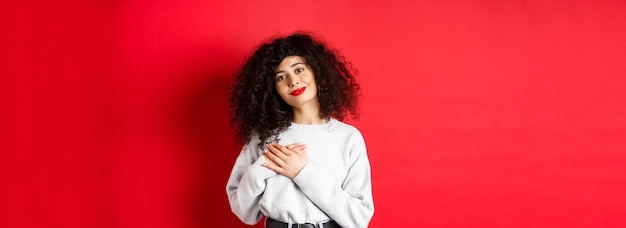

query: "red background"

left=2, top=0, right=625, bottom=227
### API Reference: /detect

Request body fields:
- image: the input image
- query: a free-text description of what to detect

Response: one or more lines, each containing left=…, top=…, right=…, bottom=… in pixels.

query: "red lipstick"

left=290, top=87, right=306, bottom=96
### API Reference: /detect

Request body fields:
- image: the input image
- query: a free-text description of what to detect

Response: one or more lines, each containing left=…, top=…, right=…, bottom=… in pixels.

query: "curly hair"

left=229, top=32, right=361, bottom=147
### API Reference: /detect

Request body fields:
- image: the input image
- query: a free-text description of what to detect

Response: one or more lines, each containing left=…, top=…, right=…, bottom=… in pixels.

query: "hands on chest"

left=262, top=142, right=308, bottom=179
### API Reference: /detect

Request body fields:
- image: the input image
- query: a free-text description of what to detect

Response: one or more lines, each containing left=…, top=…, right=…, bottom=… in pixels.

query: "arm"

left=225, top=142, right=276, bottom=225
left=263, top=134, right=374, bottom=228
left=294, top=138, right=374, bottom=228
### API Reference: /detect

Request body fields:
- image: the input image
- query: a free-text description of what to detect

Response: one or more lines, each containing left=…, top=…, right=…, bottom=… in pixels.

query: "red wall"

left=2, top=1, right=625, bottom=227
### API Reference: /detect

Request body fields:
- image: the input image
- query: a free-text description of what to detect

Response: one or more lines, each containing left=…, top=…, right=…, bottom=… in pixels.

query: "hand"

left=262, top=142, right=308, bottom=179
left=262, top=142, right=305, bottom=170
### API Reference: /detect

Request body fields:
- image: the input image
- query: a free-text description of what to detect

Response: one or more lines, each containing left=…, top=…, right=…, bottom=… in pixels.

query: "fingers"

left=266, top=143, right=290, bottom=159
left=262, top=153, right=283, bottom=173
left=262, top=142, right=309, bottom=179
left=286, top=143, right=306, bottom=153
left=273, top=142, right=292, bottom=155
left=286, top=142, right=305, bottom=149
left=267, top=142, right=306, bottom=157
left=263, top=147, right=286, bottom=166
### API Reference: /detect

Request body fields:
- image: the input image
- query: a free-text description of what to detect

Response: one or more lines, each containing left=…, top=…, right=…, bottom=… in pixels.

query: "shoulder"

left=329, top=119, right=369, bottom=162
left=330, top=118, right=360, bottom=131
left=241, top=133, right=263, bottom=153
left=329, top=118, right=365, bottom=141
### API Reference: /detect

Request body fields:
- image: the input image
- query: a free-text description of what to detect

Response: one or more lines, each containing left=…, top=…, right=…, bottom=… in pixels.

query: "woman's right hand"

left=262, top=142, right=308, bottom=179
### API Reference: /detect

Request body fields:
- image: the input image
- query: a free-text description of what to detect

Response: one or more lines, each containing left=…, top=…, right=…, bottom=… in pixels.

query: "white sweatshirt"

left=226, top=118, right=374, bottom=228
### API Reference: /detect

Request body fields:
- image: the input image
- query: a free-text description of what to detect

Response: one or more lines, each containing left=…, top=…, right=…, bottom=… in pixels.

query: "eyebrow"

left=275, top=62, right=305, bottom=74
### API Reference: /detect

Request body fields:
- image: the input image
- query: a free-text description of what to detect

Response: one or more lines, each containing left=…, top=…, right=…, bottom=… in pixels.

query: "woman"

left=226, top=32, right=374, bottom=228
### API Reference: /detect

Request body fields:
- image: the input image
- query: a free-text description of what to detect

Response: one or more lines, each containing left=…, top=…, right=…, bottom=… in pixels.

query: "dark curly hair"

left=229, top=32, right=360, bottom=147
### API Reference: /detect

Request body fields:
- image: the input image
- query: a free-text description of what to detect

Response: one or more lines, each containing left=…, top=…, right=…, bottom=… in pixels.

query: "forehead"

left=275, top=56, right=306, bottom=71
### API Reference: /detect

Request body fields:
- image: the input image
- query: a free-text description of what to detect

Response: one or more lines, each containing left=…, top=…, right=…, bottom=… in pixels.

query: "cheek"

left=305, top=74, right=316, bottom=85
left=275, top=83, right=288, bottom=95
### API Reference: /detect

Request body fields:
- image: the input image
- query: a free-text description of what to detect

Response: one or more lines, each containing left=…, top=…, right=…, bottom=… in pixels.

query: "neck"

left=291, top=100, right=326, bottom=125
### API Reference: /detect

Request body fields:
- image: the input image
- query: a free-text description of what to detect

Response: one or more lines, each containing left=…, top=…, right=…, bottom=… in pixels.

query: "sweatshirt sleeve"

left=293, top=131, right=375, bottom=228
left=226, top=141, right=277, bottom=225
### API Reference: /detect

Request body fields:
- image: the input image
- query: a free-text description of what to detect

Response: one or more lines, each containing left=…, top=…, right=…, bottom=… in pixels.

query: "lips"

left=290, top=87, right=306, bottom=96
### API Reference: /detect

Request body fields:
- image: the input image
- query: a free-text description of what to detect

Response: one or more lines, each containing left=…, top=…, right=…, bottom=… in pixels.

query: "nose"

left=288, top=77, right=299, bottom=87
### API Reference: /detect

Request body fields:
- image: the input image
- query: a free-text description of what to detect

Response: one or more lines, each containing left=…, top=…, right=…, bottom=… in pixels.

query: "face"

left=274, top=56, right=319, bottom=110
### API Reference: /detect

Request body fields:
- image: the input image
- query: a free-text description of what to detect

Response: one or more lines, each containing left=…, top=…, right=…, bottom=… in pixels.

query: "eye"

left=276, top=75, right=286, bottom=82
left=295, top=68, right=304, bottom=74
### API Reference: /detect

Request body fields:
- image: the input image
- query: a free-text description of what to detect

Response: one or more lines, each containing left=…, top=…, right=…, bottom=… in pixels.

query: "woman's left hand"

left=262, top=142, right=308, bottom=179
